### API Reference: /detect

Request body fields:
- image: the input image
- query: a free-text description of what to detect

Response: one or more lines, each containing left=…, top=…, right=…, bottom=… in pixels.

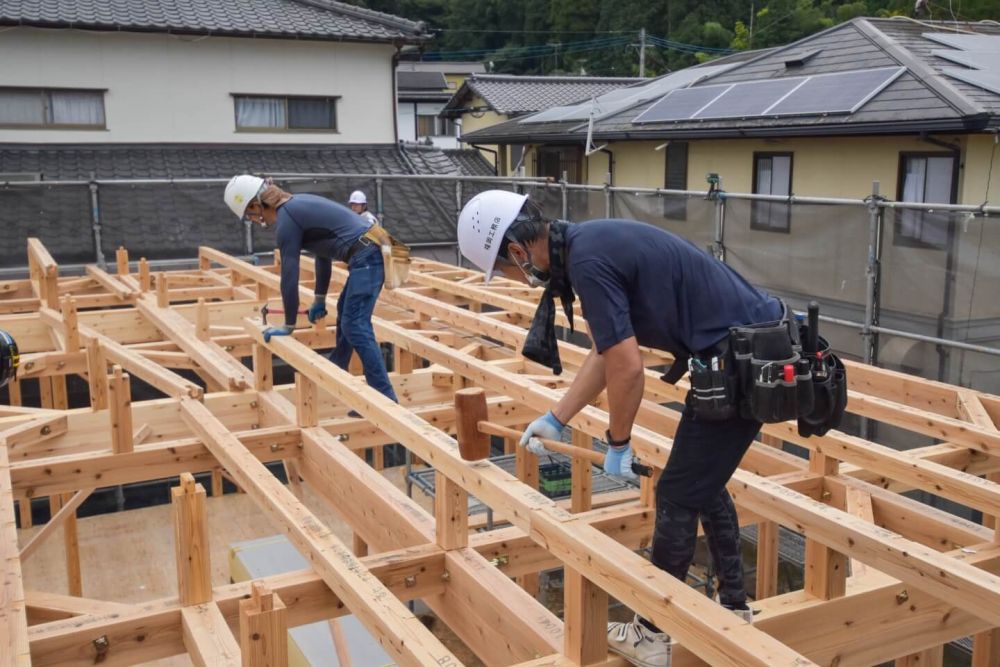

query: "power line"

left=420, top=35, right=630, bottom=60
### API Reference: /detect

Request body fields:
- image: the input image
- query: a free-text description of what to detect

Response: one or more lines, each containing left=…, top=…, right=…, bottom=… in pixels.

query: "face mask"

left=516, top=250, right=550, bottom=288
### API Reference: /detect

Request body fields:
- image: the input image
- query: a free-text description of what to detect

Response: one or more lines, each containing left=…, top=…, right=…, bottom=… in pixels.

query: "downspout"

left=391, top=43, right=402, bottom=144
left=470, top=144, right=499, bottom=175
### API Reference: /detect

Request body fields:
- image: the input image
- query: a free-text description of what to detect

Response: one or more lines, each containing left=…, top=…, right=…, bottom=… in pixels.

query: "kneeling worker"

left=457, top=190, right=780, bottom=667
left=224, top=175, right=397, bottom=402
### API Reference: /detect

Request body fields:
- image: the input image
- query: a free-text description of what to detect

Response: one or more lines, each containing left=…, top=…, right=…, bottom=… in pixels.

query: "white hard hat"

left=348, top=190, right=367, bottom=205
left=224, top=174, right=265, bottom=220
left=457, top=190, right=528, bottom=283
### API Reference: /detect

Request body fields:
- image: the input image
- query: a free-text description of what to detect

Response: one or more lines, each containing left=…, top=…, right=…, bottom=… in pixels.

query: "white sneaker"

left=607, top=614, right=673, bottom=667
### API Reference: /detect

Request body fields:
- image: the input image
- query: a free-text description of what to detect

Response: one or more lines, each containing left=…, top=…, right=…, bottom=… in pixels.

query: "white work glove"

left=519, top=411, right=564, bottom=456
left=603, top=443, right=638, bottom=481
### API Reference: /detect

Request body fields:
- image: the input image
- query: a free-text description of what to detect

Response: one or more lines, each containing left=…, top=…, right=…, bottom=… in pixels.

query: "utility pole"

left=748, top=2, right=755, bottom=49
left=639, top=28, right=646, bottom=78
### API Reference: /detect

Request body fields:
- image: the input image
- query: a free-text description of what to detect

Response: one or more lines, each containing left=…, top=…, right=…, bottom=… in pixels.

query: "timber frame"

left=2, top=238, right=1000, bottom=666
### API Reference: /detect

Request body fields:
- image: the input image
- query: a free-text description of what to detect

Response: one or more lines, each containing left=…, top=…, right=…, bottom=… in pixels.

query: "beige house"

left=396, top=61, right=485, bottom=148
left=461, top=17, right=1000, bottom=207
left=441, top=74, right=641, bottom=174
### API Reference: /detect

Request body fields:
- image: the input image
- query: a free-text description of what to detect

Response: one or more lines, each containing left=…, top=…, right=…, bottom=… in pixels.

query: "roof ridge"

left=288, top=0, right=425, bottom=33
left=472, top=74, right=641, bottom=83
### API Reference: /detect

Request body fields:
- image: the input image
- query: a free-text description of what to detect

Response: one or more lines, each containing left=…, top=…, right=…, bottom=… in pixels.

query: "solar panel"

left=693, top=78, right=802, bottom=119
left=633, top=86, right=730, bottom=123
left=926, top=33, right=1000, bottom=96
left=943, top=67, right=1000, bottom=95
left=765, top=66, right=904, bottom=116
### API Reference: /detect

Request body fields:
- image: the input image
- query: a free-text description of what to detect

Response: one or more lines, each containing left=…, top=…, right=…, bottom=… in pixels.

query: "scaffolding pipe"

left=561, top=171, right=569, bottom=220
left=88, top=176, right=107, bottom=269
left=862, top=181, right=883, bottom=367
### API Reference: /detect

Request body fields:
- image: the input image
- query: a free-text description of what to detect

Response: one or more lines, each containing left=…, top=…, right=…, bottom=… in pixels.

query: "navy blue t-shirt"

left=566, top=219, right=781, bottom=356
left=275, top=194, right=371, bottom=325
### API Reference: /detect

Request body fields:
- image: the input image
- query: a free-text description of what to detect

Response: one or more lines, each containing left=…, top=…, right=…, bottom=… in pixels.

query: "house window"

left=416, top=114, right=458, bottom=137
left=0, top=88, right=105, bottom=128
left=663, top=142, right=689, bottom=220
left=752, top=152, right=793, bottom=233
left=894, top=153, right=957, bottom=250
left=537, top=146, right=583, bottom=183
left=234, top=95, right=338, bottom=131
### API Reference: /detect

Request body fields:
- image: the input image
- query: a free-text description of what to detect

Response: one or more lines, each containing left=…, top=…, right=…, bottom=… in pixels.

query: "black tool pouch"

left=730, top=304, right=814, bottom=424
left=687, top=353, right=739, bottom=421
left=796, top=331, right=848, bottom=437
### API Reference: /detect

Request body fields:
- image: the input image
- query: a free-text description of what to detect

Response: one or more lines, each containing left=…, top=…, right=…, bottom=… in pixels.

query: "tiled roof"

left=397, top=71, right=448, bottom=91
left=0, top=144, right=493, bottom=266
left=443, top=74, right=642, bottom=116
left=462, top=17, right=1000, bottom=143
left=0, top=0, right=426, bottom=43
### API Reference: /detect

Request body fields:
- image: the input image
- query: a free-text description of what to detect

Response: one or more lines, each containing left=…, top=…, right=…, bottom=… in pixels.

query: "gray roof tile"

left=0, top=0, right=425, bottom=42
left=443, top=74, right=642, bottom=116
left=0, top=143, right=492, bottom=266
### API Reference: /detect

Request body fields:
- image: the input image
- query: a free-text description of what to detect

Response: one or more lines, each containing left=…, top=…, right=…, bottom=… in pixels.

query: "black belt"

left=344, top=235, right=375, bottom=263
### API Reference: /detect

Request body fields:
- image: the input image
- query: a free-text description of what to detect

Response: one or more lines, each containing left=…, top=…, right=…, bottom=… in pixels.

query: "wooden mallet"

left=454, top=388, right=652, bottom=477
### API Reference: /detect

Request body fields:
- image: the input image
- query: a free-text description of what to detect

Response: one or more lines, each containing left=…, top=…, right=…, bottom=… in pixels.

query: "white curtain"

left=0, top=90, right=45, bottom=124
left=50, top=91, right=105, bottom=126
left=236, top=97, right=285, bottom=128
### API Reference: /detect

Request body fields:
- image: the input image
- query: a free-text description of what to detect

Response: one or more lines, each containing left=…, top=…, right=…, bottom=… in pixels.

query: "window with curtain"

left=752, top=152, right=793, bottom=232
left=894, top=153, right=956, bottom=250
left=0, top=88, right=105, bottom=128
left=234, top=96, right=337, bottom=131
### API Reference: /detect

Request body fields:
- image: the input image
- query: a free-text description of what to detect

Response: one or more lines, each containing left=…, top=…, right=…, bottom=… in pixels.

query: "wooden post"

left=196, top=298, right=210, bottom=341
left=253, top=345, right=273, bottom=392
left=8, top=378, right=21, bottom=406
left=86, top=337, right=108, bottom=410
left=348, top=351, right=363, bottom=376
left=896, top=645, right=944, bottom=667
left=61, top=296, right=80, bottom=352
left=295, top=373, right=317, bottom=428
left=211, top=470, right=224, bottom=498
left=39, top=376, right=54, bottom=409
left=435, top=471, right=468, bottom=550
left=845, top=488, right=875, bottom=578
left=515, top=418, right=540, bottom=598
left=172, top=472, right=212, bottom=606
left=116, top=247, right=129, bottom=276
left=352, top=534, right=368, bottom=558
left=239, top=581, right=288, bottom=667
left=755, top=521, right=780, bottom=600
left=394, top=346, right=414, bottom=374
left=199, top=253, right=211, bottom=271
left=972, top=628, right=1000, bottom=667
left=804, top=451, right=847, bottom=600
left=563, top=566, right=608, bottom=666
left=138, top=258, right=151, bottom=292
left=48, top=493, right=83, bottom=597
left=570, top=429, right=592, bottom=513
left=156, top=272, right=169, bottom=308
left=108, top=365, right=134, bottom=454
left=50, top=375, right=68, bottom=410
left=17, top=496, right=32, bottom=529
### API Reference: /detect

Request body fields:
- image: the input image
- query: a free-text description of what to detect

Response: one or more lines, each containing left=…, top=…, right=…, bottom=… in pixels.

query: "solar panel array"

left=633, top=66, right=905, bottom=124
left=518, top=64, right=733, bottom=125
left=926, top=32, right=1000, bottom=96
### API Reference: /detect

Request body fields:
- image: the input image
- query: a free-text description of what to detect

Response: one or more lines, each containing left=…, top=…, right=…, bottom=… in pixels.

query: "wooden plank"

left=435, top=471, right=468, bottom=550
left=2, top=415, right=68, bottom=459
left=85, top=337, right=108, bottom=410
left=253, top=345, right=273, bottom=391
left=239, top=582, right=287, bottom=667
left=845, top=488, right=875, bottom=578
left=195, top=298, right=209, bottom=341
left=972, top=628, right=1000, bottom=667
left=19, top=488, right=95, bottom=562
left=179, top=398, right=463, bottom=667
left=182, top=602, right=241, bottom=666
left=172, top=473, right=212, bottom=606
left=571, top=429, right=593, bottom=513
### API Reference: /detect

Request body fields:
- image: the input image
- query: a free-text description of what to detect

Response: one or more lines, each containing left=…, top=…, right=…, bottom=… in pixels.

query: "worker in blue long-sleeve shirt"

left=224, top=175, right=397, bottom=402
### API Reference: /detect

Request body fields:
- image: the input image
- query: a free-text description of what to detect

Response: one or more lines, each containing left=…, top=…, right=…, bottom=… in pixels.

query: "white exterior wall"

left=0, top=27, right=397, bottom=144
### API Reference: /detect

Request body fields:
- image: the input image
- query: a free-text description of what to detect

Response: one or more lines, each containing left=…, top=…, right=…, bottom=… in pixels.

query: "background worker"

left=457, top=190, right=781, bottom=667
left=348, top=190, right=379, bottom=226
left=224, top=175, right=397, bottom=402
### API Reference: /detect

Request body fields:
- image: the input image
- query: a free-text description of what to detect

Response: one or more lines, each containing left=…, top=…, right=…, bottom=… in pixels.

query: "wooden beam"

left=172, top=473, right=212, bottom=606
left=3, top=414, right=67, bottom=460
left=182, top=603, right=241, bottom=667
left=179, top=398, right=463, bottom=666
left=85, top=265, right=134, bottom=301
left=239, top=582, right=287, bottom=667
left=19, top=487, right=95, bottom=562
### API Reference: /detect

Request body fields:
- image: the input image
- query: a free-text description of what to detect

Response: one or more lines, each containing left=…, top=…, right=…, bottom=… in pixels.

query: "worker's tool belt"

left=686, top=301, right=847, bottom=434
left=345, top=224, right=411, bottom=290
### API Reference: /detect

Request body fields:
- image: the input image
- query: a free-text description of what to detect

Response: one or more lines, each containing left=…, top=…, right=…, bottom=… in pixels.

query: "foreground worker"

left=348, top=190, right=379, bottom=225
left=457, top=191, right=781, bottom=667
left=224, top=175, right=397, bottom=402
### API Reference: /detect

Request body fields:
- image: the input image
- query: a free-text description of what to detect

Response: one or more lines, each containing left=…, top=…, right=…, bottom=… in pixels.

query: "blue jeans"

left=328, top=245, right=398, bottom=402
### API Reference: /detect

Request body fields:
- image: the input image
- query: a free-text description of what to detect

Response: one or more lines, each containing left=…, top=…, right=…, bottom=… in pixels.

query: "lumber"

left=85, top=265, right=135, bottom=301
left=19, top=487, right=95, bottom=562
left=238, top=582, right=287, bottom=667
left=172, top=473, right=212, bottom=606
left=0, top=441, right=31, bottom=666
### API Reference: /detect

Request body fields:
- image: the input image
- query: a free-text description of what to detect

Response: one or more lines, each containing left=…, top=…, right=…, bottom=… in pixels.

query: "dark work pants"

left=651, top=401, right=762, bottom=612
